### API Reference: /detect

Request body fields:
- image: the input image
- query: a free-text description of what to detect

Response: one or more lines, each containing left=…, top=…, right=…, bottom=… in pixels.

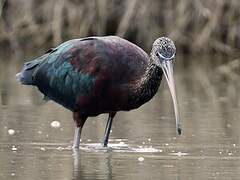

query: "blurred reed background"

left=0, top=0, right=239, bottom=56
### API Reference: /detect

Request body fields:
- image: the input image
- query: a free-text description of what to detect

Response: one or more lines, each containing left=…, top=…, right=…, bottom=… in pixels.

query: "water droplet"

left=165, top=143, right=169, bottom=146
left=11, top=173, right=15, bottom=176
left=38, top=131, right=42, bottom=134
left=11, top=146, right=17, bottom=151
left=138, top=157, right=144, bottom=162
left=50, top=121, right=61, bottom=128
left=147, top=138, right=151, bottom=142
left=142, top=142, right=146, bottom=145
left=40, top=147, right=46, bottom=151
left=228, top=152, right=233, bottom=156
left=159, top=149, right=163, bottom=152
left=8, top=129, right=15, bottom=135
left=233, top=144, right=236, bottom=147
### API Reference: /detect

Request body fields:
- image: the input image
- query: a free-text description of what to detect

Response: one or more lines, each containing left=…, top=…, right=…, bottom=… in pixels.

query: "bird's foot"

left=72, top=145, right=80, bottom=149
left=103, top=143, right=108, bottom=148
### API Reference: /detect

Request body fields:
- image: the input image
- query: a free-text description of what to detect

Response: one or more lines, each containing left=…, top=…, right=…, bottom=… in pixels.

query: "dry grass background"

left=0, top=0, right=239, bottom=56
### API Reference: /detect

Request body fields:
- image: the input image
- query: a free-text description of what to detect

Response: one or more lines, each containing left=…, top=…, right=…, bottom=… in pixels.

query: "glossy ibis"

left=16, top=36, right=181, bottom=149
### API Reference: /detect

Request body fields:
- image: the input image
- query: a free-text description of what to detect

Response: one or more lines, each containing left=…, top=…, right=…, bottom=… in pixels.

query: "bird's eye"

left=156, top=52, right=160, bottom=57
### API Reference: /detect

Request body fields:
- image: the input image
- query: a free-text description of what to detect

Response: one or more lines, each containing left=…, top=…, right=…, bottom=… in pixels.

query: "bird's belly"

left=72, top=84, right=133, bottom=116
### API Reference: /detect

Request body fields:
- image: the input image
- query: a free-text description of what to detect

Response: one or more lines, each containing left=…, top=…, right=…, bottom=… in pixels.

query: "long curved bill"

left=161, top=60, right=182, bottom=135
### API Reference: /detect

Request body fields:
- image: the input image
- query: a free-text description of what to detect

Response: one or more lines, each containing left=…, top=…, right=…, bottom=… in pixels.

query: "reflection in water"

left=73, top=149, right=81, bottom=179
left=0, top=55, right=240, bottom=179
left=73, top=149, right=113, bottom=180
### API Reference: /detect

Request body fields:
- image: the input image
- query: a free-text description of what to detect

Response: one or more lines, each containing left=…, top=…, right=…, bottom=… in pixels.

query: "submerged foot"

left=72, top=145, right=80, bottom=149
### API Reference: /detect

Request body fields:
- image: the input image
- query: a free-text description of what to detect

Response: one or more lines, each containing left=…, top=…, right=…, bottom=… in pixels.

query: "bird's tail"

left=16, top=54, right=47, bottom=85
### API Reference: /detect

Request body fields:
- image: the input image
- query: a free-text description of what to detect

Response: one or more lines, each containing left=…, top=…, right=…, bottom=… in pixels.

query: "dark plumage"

left=17, top=36, right=181, bottom=148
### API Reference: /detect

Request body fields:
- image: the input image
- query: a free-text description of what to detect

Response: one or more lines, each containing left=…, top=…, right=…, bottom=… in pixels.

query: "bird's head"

left=151, top=37, right=176, bottom=67
left=151, top=37, right=181, bottom=135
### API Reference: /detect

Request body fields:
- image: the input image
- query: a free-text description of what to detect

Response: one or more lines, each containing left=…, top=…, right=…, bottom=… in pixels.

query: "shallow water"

left=0, top=55, right=240, bottom=179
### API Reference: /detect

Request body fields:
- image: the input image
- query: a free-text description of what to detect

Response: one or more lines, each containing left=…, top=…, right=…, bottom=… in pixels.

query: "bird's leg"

left=103, top=112, right=116, bottom=147
left=72, top=112, right=87, bottom=149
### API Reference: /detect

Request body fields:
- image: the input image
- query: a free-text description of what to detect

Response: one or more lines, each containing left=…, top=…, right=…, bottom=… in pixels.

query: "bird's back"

left=28, top=36, right=150, bottom=115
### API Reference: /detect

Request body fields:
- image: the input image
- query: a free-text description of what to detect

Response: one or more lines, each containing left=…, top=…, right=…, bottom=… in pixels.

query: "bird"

left=16, top=36, right=181, bottom=149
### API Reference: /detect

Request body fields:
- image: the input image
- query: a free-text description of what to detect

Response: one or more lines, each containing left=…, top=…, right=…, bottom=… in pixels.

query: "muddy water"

left=0, top=55, right=239, bottom=180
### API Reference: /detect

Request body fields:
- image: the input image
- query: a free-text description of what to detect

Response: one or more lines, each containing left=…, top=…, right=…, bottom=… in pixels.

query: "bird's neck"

left=129, top=60, right=163, bottom=108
